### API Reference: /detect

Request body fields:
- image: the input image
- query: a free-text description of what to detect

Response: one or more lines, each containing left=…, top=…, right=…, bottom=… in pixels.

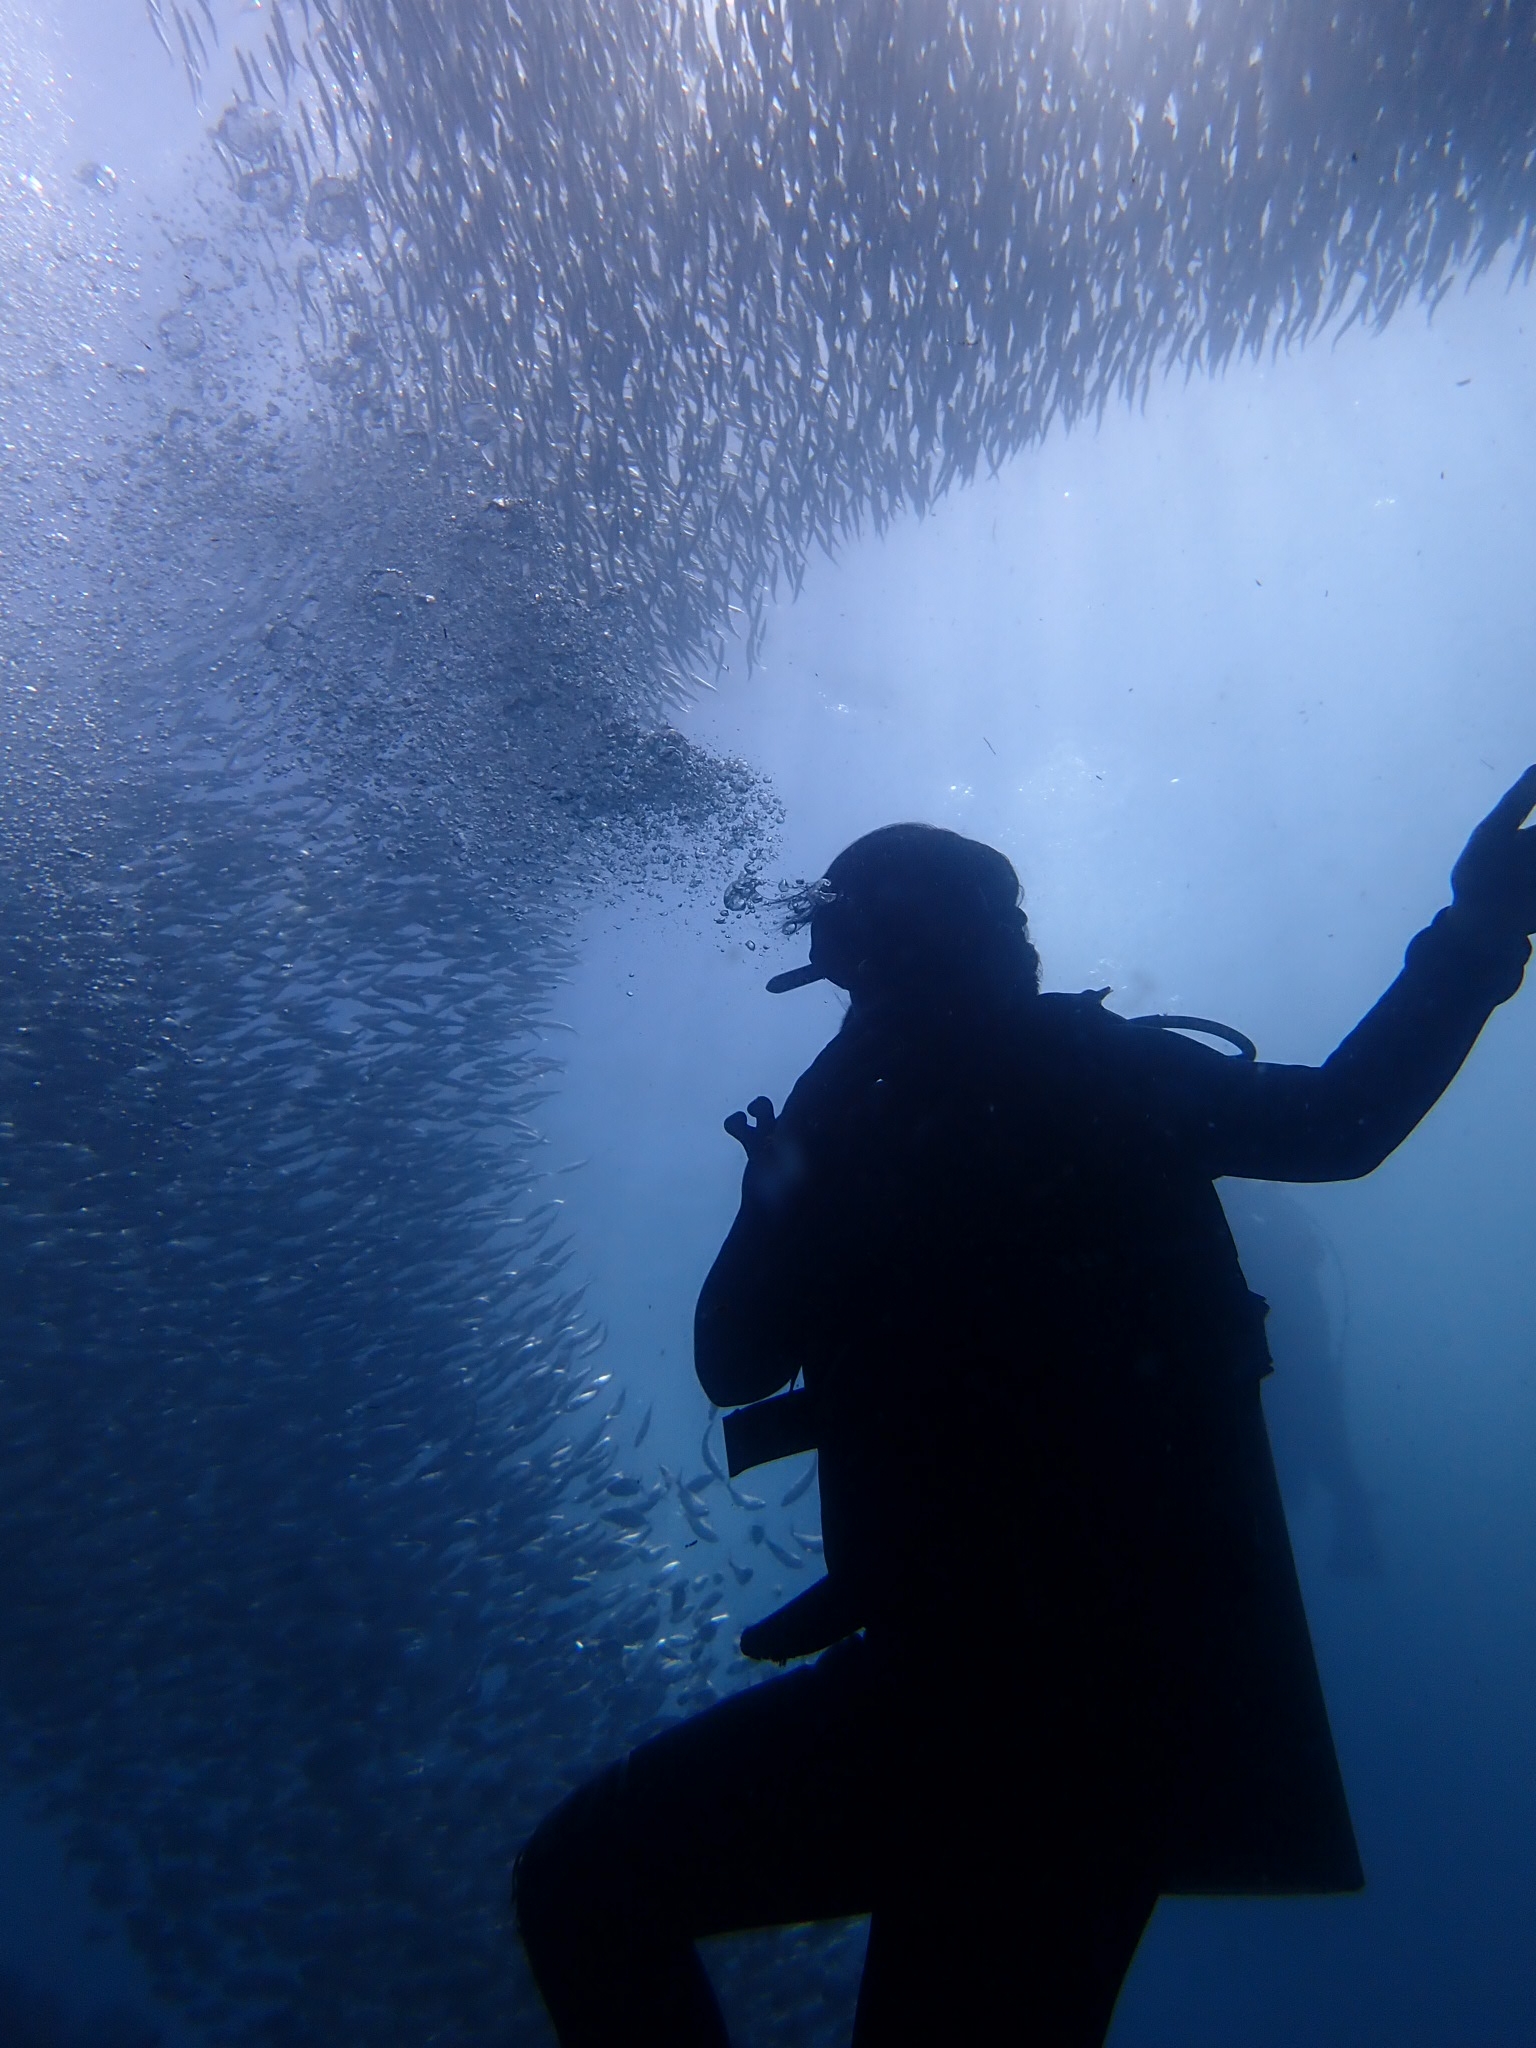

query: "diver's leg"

left=515, top=1759, right=729, bottom=2048
left=847, top=1669, right=1158, bottom=2048
left=852, top=1868, right=1157, bottom=2048
left=514, top=1637, right=878, bottom=2048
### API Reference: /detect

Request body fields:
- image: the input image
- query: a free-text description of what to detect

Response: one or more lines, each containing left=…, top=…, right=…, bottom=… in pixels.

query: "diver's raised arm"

left=1189, top=769, right=1536, bottom=1183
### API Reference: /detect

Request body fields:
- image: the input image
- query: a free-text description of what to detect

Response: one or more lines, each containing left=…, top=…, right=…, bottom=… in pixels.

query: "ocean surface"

left=2, top=2, right=1535, bottom=2043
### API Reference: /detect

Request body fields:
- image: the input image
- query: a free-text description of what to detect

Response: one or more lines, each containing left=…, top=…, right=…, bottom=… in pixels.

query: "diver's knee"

left=513, top=1764, right=630, bottom=1958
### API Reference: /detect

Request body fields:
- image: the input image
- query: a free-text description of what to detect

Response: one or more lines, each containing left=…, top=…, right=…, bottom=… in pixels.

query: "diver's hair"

left=812, top=823, right=1040, bottom=996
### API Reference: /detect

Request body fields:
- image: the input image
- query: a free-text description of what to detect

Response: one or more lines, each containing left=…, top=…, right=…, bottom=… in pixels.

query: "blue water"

left=4, top=2, right=1536, bottom=2042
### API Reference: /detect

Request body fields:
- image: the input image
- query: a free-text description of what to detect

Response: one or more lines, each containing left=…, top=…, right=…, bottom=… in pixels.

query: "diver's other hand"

left=1451, top=765, right=1536, bottom=936
left=723, top=1096, right=777, bottom=1158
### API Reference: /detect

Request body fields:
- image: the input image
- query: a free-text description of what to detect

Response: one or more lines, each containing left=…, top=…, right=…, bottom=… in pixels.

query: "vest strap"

left=722, top=1386, right=818, bottom=1476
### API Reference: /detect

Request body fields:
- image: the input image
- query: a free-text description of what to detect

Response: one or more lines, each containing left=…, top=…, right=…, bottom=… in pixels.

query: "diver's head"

left=768, top=823, right=1041, bottom=1007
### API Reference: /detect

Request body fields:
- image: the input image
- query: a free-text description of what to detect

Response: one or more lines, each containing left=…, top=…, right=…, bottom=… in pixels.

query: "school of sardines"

left=154, top=0, right=1536, bottom=684
left=1, top=35, right=780, bottom=2038
left=0, top=0, right=1531, bottom=2041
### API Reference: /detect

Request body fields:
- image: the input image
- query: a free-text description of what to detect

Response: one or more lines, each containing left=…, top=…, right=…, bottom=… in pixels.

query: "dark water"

left=3, top=2, right=1536, bottom=2042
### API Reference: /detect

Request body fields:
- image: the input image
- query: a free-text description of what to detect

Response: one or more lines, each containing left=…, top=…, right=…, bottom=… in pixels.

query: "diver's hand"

left=723, top=1096, right=777, bottom=1159
left=1451, top=765, right=1536, bottom=936
left=724, top=1095, right=807, bottom=1217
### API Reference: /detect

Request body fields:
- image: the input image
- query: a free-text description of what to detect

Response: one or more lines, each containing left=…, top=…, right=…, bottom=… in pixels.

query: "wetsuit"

left=515, top=902, right=1529, bottom=2047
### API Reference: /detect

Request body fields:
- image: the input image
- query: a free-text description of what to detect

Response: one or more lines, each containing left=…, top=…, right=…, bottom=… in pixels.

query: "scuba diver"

left=514, top=769, right=1536, bottom=2047
left=1222, top=1185, right=1382, bottom=1577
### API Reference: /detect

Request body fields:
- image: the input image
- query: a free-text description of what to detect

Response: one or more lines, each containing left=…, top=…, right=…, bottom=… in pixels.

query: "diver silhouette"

left=515, top=768, right=1536, bottom=2047
left=1222, top=1185, right=1382, bottom=1577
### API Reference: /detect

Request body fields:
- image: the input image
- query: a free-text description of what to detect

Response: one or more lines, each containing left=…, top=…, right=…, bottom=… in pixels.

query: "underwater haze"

left=2, top=1, right=1534, bottom=2044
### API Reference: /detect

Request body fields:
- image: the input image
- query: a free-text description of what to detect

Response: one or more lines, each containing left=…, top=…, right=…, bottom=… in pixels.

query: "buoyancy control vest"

left=719, top=1010, right=1267, bottom=1666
